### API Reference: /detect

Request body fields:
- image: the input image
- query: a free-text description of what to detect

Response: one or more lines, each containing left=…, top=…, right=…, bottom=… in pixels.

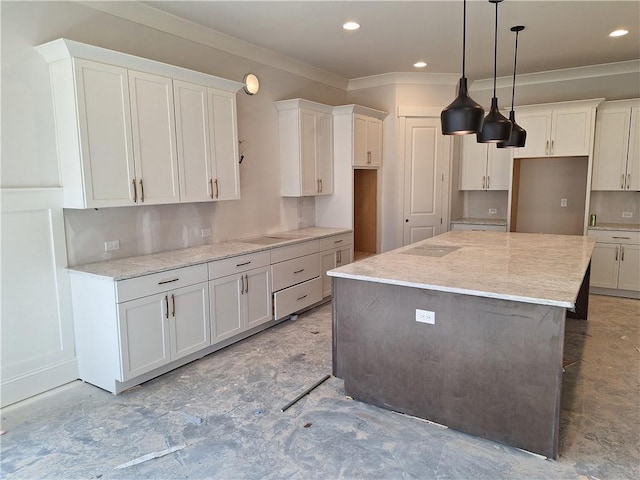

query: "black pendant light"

left=441, top=0, right=484, bottom=135
left=497, top=25, right=527, bottom=148
left=477, top=0, right=512, bottom=143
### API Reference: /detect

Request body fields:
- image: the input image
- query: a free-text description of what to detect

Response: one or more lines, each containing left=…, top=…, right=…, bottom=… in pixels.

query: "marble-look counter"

left=588, top=223, right=640, bottom=232
left=450, top=217, right=507, bottom=226
left=328, top=231, right=595, bottom=308
left=69, top=227, right=351, bottom=280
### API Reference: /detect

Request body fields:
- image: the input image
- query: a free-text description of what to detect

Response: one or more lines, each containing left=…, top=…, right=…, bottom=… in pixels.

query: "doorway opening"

left=354, top=169, right=377, bottom=260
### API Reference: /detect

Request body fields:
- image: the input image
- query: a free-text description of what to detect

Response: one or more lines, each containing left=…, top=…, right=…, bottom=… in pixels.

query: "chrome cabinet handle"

left=622, top=174, right=626, bottom=190
left=487, top=175, right=490, bottom=189
left=296, top=294, right=308, bottom=301
left=171, top=293, right=175, bottom=317
left=132, top=179, right=138, bottom=203
left=621, top=246, right=625, bottom=261
left=612, top=236, right=631, bottom=240
left=214, top=179, right=219, bottom=198
left=317, top=179, right=320, bottom=193
left=615, top=246, right=619, bottom=261
left=551, top=140, right=554, bottom=154
left=240, top=275, right=245, bottom=294
left=165, top=295, right=169, bottom=319
left=367, top=151, right=371, bottom=164
left=158, top=278, right=179, bottom=285
left=545, top=140, right=549, bottom=155
left=139, top=179, right=144, bottom=202
left=209, top=179, right=214, bottom=199
left=245, top=274, right=248, bottom=294
left=627, top=174, right=631, bottom=190
left=320, top=179, right=323, bottom=193
left=293, top=269, right=305, bottom=274
left=236, top=261, right=251, bottom=267
left=336, top=250, right=342, bottom=264
left=334, top=239, right=343, bottom=244
left=482, top=176, right=486, bottom=190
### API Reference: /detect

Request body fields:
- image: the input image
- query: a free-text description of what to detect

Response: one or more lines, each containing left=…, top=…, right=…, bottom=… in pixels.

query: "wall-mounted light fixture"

left=243, top=73, right=260, bottom=95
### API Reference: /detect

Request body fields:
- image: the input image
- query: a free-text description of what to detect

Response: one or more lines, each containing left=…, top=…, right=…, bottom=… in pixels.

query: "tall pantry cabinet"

left=36, top=39, right=243, bottom=208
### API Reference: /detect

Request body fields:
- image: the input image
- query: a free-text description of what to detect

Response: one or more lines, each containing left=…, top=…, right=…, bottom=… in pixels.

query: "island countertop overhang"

left=328, top=231, right=595, bottom=309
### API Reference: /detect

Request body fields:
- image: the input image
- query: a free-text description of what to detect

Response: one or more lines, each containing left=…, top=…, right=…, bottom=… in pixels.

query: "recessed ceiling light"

left=609, top=29, right=629, bottom=37
left=414, top=61, right=427, bottom=68
left=343, top=21, right=360, bottom=31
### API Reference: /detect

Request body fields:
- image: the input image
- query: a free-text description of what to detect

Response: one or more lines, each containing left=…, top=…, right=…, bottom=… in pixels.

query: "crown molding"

left=470, top=60, right=640, bottom=91
left=78, top=1, right=349, bottom=90
left=348, top=72, right=460, bottom=91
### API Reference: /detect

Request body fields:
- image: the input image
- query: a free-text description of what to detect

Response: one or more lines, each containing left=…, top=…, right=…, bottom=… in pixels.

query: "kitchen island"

left=328, top=231, right=595, bottom=459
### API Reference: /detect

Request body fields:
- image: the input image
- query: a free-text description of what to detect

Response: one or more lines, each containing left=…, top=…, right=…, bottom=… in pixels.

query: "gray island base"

left=329, top=231, right=595, bottom=459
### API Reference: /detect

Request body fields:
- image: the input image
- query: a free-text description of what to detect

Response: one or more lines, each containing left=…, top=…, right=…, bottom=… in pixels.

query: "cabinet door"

left=487, top=145, right=511, bottom=190
left=118, top=295, right=170, bottom=380
left=367, top=117, right=383, bottom=167
left=210, top=274, right=243, bottom=343
left=459, top=135, right=487, bottom=190
left=551, top=108, right=592, bottom=156
left=244, top=266, right=273, bottom=330
left=353, top=115, right=368, bottom=167
left=209, top=88, right=240, bottom=200
left=169, top=282, right=210, bottom=360
left=320, top=249, right=337, bottom=298
left=174, top=81, right=214, bottom=202
left=590, top=243, right=620, bottom=289
left=316, top=112, right=334, bottom=194
left=74, top=59, right=136, bottom=207
left=618, top=245, right=640, bottom=291
left=336, top=246, right=352, bottom=267
left=626, top=107, right=640, bottom=190
left=300, top=110, right=319, bottom=195
left=592, top=108, right=630, bottom=190
left=129, top=70, right=180, bottom=204
left=513, top=111, right=551, bottom=158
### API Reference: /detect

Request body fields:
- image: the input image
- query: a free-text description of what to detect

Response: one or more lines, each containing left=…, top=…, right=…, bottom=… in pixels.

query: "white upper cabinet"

left=353, top=114, right=383, bottom=167
left=513, top=99, right=602, bottom=158
left=174, top=81, right=240, bottom=202
left=459, top=135, right=510, bottom=191
left=592, top=100, right=640, bottom=191
left=276, top=99, right=334, bottom=197
left=129, top=70, right=180, bottom=205
left=35, top=38, right=243, bottom=208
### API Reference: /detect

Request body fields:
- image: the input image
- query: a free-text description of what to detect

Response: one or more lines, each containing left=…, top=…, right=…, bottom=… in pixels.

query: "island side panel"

left=333, top=277, right=566, bottom=459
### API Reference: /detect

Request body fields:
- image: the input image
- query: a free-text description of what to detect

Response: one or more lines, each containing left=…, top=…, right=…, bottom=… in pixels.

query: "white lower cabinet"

left=320, top=233, right=353, bottom=298
left=588, top=230, right=640, bottom=294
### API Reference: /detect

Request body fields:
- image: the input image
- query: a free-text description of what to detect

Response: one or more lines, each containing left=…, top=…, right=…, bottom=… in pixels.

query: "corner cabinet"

left=591, top=99, right=640, bottom=191
left=332, top=105, right=386, bottom=168
left=275, top=99, right=334, bottom=196
left=35, top=38, right=243, bottom=208
left=513, top=99, right=602, bottom=158
left=459, top=135, right=511, bottom=190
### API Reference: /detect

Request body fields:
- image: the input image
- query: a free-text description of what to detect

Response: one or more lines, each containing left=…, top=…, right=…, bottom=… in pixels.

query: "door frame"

left=398, top=106, right=452, bottom=246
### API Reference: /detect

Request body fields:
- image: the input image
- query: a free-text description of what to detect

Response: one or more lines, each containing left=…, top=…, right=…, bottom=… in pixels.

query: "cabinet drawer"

left=116, top=264, right=207, bottom=303
left=271, top=253, right=321, bottom=292
left=208, top=250, right=270, bottom=279
left=271, top=239, right=320, bottom=263
left=587, top=230, right=640, bottom=245
left=320, top=233, right=353, bottom=251
left=273, top=277, right=322, bottom=320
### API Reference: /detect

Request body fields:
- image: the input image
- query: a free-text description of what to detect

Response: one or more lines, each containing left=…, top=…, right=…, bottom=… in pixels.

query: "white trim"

left=397, top=106, right=444, bottom=118
left=348, top=72, right=460, bottom=91
left=470, top=60, right=640, bottom=92
left=332, top=104, right=388, bottom=119
left=77, top=0, right=349, bottom=90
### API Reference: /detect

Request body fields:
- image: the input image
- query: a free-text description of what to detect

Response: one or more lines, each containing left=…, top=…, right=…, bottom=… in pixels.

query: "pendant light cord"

left=462, top=0, right=467, bottom=78
left=492, top=1, right=498, bottom=97
left=510, top=29, right=519, bottom=111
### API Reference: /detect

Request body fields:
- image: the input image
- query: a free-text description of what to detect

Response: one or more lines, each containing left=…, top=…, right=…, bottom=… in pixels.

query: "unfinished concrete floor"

left=1, top=294, right=638, bottom=479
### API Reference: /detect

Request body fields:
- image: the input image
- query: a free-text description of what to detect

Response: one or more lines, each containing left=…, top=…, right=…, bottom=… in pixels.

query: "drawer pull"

left=236, top=261, right=252, bottom=267
left=293, top=269, right=305, bottom=274
left=158, top=278, right=179, bottom=285
left=296, top=294, right=308, bottom=301
left=334, top=239, right=344, bottom=244
left=612, top=236, right=631, bottom=240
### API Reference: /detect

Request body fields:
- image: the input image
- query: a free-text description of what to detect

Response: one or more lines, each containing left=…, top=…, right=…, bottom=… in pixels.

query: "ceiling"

left=142, top=1, right=640, bottom=81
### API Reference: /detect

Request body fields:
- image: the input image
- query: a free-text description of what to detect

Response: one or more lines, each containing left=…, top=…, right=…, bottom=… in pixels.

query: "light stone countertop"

left=588, top=223, right=640, bottom=232
left=69, top=227, right=351, bottom=280
left=328, top=231, right=595, bottom=308
left=450, top=218, right=508, bottom=226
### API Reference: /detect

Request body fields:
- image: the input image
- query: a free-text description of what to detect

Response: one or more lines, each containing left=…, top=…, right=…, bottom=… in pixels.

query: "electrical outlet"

left=488, top=208, right=498, bottom=215
left=104, top=240, right=120, bottom=252
left=201, top=228, right=212, bottom=237
left=560, top=198, right=568, bottom=207
left=622, top=212, right=633, bottom=218
left=416, top=309, right=435, bottom=325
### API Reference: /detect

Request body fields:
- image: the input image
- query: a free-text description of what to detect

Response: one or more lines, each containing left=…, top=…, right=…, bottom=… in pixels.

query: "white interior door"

left=403, top=117, right=446, bottom=245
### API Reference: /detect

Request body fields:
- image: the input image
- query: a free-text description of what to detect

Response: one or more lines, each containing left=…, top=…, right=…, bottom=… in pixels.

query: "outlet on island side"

left=416, top=309, right=435, bottom=325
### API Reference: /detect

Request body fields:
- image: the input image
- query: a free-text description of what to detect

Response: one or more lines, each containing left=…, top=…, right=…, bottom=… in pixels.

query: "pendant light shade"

left=498, top=25, right=527, bottom=149
left=441, top=0, right=484, bottom=135
left=477, top=0, right=511, bottom=143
